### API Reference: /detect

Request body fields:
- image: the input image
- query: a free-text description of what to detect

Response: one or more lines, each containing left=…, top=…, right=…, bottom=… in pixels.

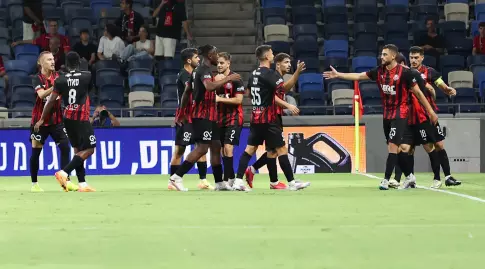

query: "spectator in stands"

left=415, top=18, right=444, bottom=59
left=116, top=0, right=145, bottom=43
left=473, top=22, right=485, bottom=55
left=91, top=105, right=121, bottom=127
left=121, top=26, right=155, bottom=61
left=23, top=0, right=44, bottom=40
left=49, top=36, right=65, bottom=71
left=12, top=20, right=70, bottom=53
left=97, top=24, right=126, bottom=60
left=283, top=95, right=298, bottom=116
left=73, top=29, right=97, bottom=67
left=152, top=0, right=192, bottom=60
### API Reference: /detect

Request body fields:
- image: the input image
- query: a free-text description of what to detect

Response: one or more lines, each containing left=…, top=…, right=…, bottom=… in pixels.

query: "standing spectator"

left=12, top=20, right=70, bottom=52
left=115, top=0, right=144, bottom=43
left=414, top=18, right=444, bottom=59
left=473, top=22, right=485, bottom=55
left=73, top=29, right=97, bottom=67
left=23, top=0, right=44, bottom=40
left=97, top=24, right=126, bottom=60
left=152, top=0, right=192, bottom=60
left=121, top=26, right=155, bottom=61
left=49, top=37, right=65, bottom=71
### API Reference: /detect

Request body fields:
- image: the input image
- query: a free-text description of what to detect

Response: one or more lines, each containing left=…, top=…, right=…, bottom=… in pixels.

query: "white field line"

left=356, top=172, right=485, bottom=203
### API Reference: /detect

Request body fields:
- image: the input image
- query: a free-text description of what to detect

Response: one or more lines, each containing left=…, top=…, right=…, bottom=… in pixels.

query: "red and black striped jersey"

left=247, top=67, right=284, bottom=124
left=417, top=65, right=441, bottom=112
left=31, top=72, right=62, bottom=126
left=216, top=71, right=245, bottom=127
left=366, top=64, right=417, bottom=120
left=176, top=68, right=193, bottom=123
left=408, top=69, right=429, bottom=125
left=190, top=64, right=217, bottom=121
left=53, top=70, right=92, bottom=122
left=275, top=72, right=285, bottom=115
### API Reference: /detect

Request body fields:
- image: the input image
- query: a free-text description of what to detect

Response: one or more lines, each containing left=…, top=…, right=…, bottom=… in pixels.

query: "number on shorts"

left=437, top=125, right=444, bottom=136
left=68, top=89, right=77, bottom=104
left=389, top=127, right=396, bottom=139
left=251, top=87, right=261, bottom=105
left=420, top=129, right=427, bottom=139
left=229, top=129, right=235, bottom=141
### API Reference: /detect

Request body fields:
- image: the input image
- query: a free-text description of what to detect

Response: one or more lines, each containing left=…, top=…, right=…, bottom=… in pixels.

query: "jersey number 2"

left=68, top=89, right=77, bottom=105
left=251, top=87, right=261, bottom=106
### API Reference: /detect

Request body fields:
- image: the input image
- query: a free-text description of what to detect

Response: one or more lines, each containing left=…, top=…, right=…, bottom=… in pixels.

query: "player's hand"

left=215, top=95, right=222, bottom=103
left=296, top=60, right=306, bottom=73
left=445, top=87, right=456, bottom=96
left=286, top=104, right=299, bottom=115
left=429, top=111, right=438, bottom=125
left=10, top=41, right=18, bottom=47
left=227, top=73, right=241, bottom=82
left=214, top=73, right=225, bottom=81
left=323, top=66, right=339, bottom=79
left=161, top=0, right=169, bottom=6
left=34, top=120, right=44, bottom=132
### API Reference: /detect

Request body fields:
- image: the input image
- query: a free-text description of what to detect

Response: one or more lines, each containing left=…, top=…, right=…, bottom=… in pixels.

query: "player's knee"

left=435, top=141, right=444, bottom=150
left=198, top=155, right=207, bottom=162
left=82, top=148, right=95, bottom=158
left=275, top=146, right=288, bottom=156
left=423, top=143, right=434, bottom=153
left=196, top=144, right=210, bottom=155
left=388, top=142, right=399, bottom=153
left=245, top=145, right=257, bottom=156
left=31, top=140, right=43, bottom=149
left=223, top=145, right=234, bottom=157
left=399, top=144, right=410, bottom=153
left=174, top=146, right=186, bottom=158
left=267, top=151, right=277, bottom=158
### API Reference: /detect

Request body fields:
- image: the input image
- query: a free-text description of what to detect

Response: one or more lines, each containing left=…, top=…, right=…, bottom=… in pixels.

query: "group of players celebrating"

left=324, top=44, right=461, bottom=190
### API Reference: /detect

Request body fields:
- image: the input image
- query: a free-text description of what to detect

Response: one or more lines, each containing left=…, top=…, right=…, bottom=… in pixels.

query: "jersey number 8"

left=250, top=87, right=261, bottom=106
left=68, top=89, right=77, bottom=105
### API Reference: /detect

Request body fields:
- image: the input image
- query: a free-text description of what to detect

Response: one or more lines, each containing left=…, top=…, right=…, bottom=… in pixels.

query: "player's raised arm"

left=34, top=90, right=60, bottom=132
left=323, top=66, right=372, bottom=81
left=275, top=95, right=299, bottom=115
left=429, top=68, right=456, bottom=96
left=203, top=73, right=241, bottom=91
left=282, top=60, right=306, bottom=92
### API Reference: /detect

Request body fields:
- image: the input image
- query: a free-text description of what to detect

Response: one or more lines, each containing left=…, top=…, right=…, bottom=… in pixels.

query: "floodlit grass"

left=0, top=173, right=484, bottom=269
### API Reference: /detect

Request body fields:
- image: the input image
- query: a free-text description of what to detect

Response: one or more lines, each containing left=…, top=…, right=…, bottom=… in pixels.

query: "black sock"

left=394, top=164, right=403, bottom=182
left=428, top=151, right=441, bottom=180
left=236, top=152, right=252, bottom=179
left=278, top=154, right=294, bottom=182
left=63, top=155, right=83, bottom=174
left=398, top=152, right=411, bottom=177
left=75, top=161, right=86, bottom=183
left=170, top=165, right=180, bottom=176
left=58, top=141, right=70, bottom=171
left=197, top=161, right=207, bottom=180
left=384, top=153, right=398, bottom=180
left=252, top=152, right=268, bottom=171
left=222, top=157, right=234, bottom=181
left=267, top=157, right=278, bottom=183
left=30, top=148, right=42, bottom=183
left=212, top=164, right=223, bottom=183
left=409, top=154, right=415, bottom=174
left=438, top=149, right=451, bottom=177
left=175, top=160, right=194, bottom=178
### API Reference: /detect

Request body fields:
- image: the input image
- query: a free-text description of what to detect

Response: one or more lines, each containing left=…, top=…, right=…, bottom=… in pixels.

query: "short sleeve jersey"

left=176, top=68, right=193, bottom=123
left=31, top=72, right=62, bottom=126
left=366, top=64, right=417, bottom=120
left=247, top=67, right=284, bottom=124
left=408, top=68, right=429, bottom=125
left=216, top=71, right=245, bottom=127
left=53, top=70, right=92, bottom=122
left=417, top=65, right=441, bottom=112
left=191, top=64, right=217, bottom=121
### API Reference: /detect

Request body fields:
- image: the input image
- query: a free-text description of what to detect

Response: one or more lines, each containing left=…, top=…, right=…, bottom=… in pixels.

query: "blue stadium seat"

left=290, top=0, right=314, bottom=6
left=161, top=88, right=178, bottom=100
left=322, top=0, right=345, bottom=7
left=440, top=55, right=465, bottom=83
left=68, top=27, right=84, bottom=45
left=412, top=5, right=438, bottom=22
left=158, top=59, right=180, bottom=75
left=12, top=103, right=34, bottom=118
left=363, top=98, right=383, bottom=114
left=322, top=57, right=348, bottom=72
left=446, top=0, right=468, bottom=3
left=354, top=22, right=378, bottom=40
left=7, top=0, right=22, bottom=25
left=43, top=7, right=65, bottom=26
left=11, top=85, right=35, bottom=108
left=324, top=23, right=348, bottom=40
left=353, top=37, right=378, bottom=56
left=128, top=59, right=153, bottom=76
left=91, top=1, right=113, bottom=23
left=0, top=89, right=6, bottom=108
left=326, top=79, right=353, bottom=97
left=133, top=106, right=156, bottom=117
left=293, top=24, right=317, bottom=42
left=360, top=82, right=381, bottom=114
left=323, top=6, right=347, bottom=24
left=100, top=101, right=123, bottom=117
left=422, top=55, right=437, bottom=69
left=417, top=0, right=437, bottom=4
left=446, top=38, right=472, bottom=57
left=386, top=38, right=410, bottom=56
left=384, top=20, right=409, bottom=40
left=42, top=0, right=57, bottom=9
left=159, top=74, right=178, bottom=93
left=160, top=98, right=178, bottom=117
left=384, top=5, right=408, bottom=22
left=265, top=41, right=291, bottom=55
left=262, top=0, right=286, bottom=8
left=299, top=91, right=326, bottom=115
left=70, top=8, right=94, bottom=28
left=293, top=38, right=318, bottom=58
left=292, top=6, right=317, bottom=24
left=61, top=1, right=84, bottom=23
left=99, top=7, right=121, bottom=28
left=5, top=60, right=30, bottom=77
left=354, top=5, right=378, bottom=23
left=440, top=21, right=466, bottom=42
left=133, top=6, right=150, bottom=25
left=324, top=40, right=348, bottom=58
left=297, top=57, right=320, bottom=73
left=385, top=0, right=408, bottom=6
left=129, top=75, right=155, bottom=92
left=454, top=87, right=480, bottom=113
left=263, top=7, right=286, bottom=25
left=412, top=22, right=428, bottom=42
left=16, top=54, right=38, bottom=74
left=0, top=9, right=7, bottom=27
left=476, top=4, right=485, bottom=22
left=13, top=44, right=40, bottom=58
left=0, top=44, right=10, bottom=59
left=334, top=104, right=353, bottom=115
left=98, top=79, right=124, bottom=107
left=298, top=73, right=324, bottom=92
left=477, top=72, right=485, bottom=99
left=95, top=60, right=121, bottom=86
left=352, top=56, right=377, bottom=73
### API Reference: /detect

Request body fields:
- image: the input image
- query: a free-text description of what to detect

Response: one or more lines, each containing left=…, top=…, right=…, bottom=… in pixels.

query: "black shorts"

left=64, top=119, right=96, bottom=150
left=192, top=118, right=220, bottom=144
left=383, top=118, right=409, bottom=145
left=219, top=125, right=243, bottom=146
left=175, top=123, right=194, bottom=146
left=30, top=124, right=68, bottom=145
left=248, top=123, right=285, bottom=149
left=265, top=114, right=284, bottom=152
left=433, top=121, right=445, bottom=142
left=404, top=120, right=437, bottom=146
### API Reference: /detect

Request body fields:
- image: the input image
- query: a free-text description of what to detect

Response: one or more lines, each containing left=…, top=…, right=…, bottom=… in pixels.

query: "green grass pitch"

left=0, top=173, right=484, bottom=269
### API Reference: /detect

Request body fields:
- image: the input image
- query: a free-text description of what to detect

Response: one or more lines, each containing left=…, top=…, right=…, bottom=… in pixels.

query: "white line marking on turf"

left=356, top=172, right=485, bottom=203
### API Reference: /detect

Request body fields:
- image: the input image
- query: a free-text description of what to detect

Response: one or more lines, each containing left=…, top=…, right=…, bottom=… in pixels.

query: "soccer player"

left=323, top=44, right=438, bottom=190
left=245, top=53, right=304, bottom=189
left=407, top=46, right=461, bottom=187
left=169, top=48, right=212, bottom=190
left=213, top=52, right=245, bottom=185
left=171, top=45, right=242, bottom=191
left=29, top=51, right=73, bottom=192
left=234, top=45, right=310, bottom=191
left=34, top=52, right=96, bottom=192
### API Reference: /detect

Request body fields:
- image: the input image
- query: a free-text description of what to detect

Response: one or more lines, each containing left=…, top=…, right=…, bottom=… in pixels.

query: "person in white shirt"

left=97, top=24, right=126, bottom=60
left=120, top=25, right=155, bottom=61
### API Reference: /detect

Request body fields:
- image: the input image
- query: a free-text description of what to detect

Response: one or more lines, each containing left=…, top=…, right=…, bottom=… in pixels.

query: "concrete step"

left=216, top=44, right=257, bottom=54
left=195, top=36, right=256, bottom=45
left=229, top=54, right=257, bottom=64
left=193, top=19, right=254, bottom=29
left=192, top=3, right=254, bottom=12
left=192, top=27, right=257, bottom=37
left=193, top=10, right=254, bottom=20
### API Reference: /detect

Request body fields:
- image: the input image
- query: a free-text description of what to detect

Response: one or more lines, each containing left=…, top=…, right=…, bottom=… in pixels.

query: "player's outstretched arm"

left=425, top=83, right=436, bottom=100
left=411, top=84, right=438, bottom=124
left=216, top=94, right=243, bottom=105
left=283, top=60, right=306, bottom=92
left=203, top=73, right=241, bottom=91
left=36, top=86, right=54, bottom=100
left=34, top=91, right=59, bottom=132
left=275, top=96, right=299, bottom=115
left=323, top=66, right=370, bottom=81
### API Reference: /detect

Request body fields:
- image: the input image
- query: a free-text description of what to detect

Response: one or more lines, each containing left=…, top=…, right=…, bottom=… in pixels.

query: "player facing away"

left=245, top=52, right=303, bottom=189
left=235, top=45, right=310, bottom=191
left=29, top=51, right=73, bottom=192
left=169, top=48, right=213, bottom=190
left=407, top=46, right=461, bottom=187
left=324, top=44, right=438, bottom=190
left=213, top=52, right=245, bottom=185
left=172, top=45, right=242, bottom=191
left=34, top=52, right=96, bottom=192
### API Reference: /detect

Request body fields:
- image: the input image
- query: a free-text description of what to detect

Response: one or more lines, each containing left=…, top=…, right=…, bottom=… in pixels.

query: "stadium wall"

left=0, top=115, right=484, bottom=176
